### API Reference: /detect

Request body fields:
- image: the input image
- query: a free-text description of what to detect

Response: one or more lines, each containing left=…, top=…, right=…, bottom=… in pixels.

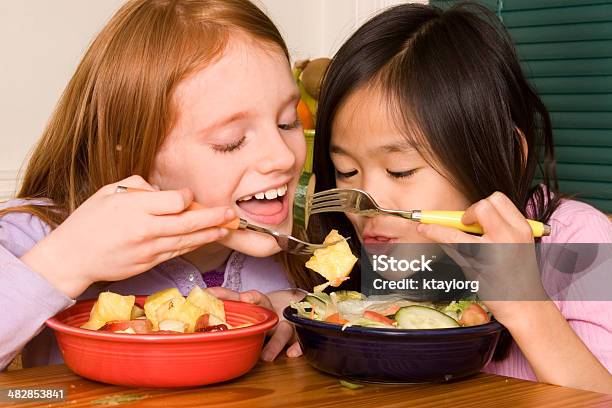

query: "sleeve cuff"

left=0, top=245, right=76, bottom=314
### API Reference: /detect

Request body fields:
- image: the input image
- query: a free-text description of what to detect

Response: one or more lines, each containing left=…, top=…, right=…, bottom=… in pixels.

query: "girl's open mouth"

left=235, top=184, right=290, bottom=226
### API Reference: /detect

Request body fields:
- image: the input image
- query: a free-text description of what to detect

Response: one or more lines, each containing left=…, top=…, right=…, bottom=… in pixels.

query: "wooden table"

left=1, top=357, right=611, bottom=407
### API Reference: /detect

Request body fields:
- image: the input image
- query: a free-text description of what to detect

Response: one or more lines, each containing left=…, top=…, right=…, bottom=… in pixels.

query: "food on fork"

left=305, top=230, right=357, bottom=292
left=81, top=287, right=241, bottom=334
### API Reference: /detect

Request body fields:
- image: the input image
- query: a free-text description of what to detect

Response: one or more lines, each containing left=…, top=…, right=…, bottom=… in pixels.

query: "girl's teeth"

left=265, top=189, right=278, bottom=199
left=239, top=184, right=288, bottom=201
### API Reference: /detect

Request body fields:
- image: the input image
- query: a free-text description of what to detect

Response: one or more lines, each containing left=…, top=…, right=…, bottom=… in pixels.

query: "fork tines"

left=312, top=189, right=348, bottom=199
left=310, top=191, right=349, bottom=213
left=311, top=190, right=349, bottom=204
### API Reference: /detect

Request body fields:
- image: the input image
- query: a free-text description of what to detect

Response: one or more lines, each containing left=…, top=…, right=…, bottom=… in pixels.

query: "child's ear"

left=514, top=126, right=528, bottom=169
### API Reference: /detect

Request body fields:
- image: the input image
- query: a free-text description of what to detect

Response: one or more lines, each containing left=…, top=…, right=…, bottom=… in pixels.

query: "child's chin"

left=229, top=234, right=282, bottom=258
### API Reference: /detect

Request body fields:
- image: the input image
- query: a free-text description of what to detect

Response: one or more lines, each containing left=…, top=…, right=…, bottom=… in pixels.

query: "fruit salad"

left=291, top=291, right=491, bottom=330
left=81, top=286, right=248, bottom=334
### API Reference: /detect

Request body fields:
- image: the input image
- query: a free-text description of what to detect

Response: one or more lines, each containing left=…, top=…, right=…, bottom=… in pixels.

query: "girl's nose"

left=255, top=130, right=297, bottom=174
left=360, top=177, right=394, bottom=209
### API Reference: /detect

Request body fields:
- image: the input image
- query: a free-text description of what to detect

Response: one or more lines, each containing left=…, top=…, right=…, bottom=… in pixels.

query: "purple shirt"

left=0, top=199, right=292, bottom=369
left=202, top=270, right=226, bottom=287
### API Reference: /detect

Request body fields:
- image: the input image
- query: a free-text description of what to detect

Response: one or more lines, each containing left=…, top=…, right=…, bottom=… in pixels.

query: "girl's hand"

left=206, top=287, right=304, bottom=361
left=417, top=191, right=535, bottom=244
left=415, top=192, right=547, bottom=320
left=21, top=175, right=235, bottom=299
left=419, top=193, right=612, bottom=393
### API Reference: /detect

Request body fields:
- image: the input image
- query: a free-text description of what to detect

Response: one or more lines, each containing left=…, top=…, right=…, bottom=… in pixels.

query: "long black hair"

left=310, top=2, right=562, bottom=359
left=312, top=1, right=561, bottom=266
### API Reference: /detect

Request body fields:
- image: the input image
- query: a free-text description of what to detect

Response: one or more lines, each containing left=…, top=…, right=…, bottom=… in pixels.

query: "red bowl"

left=46, top=296, right=278, bottom=387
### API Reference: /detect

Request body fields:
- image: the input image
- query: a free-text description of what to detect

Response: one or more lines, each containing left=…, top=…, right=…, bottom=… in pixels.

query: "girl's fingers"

left=286, top=341, right=303, bottom=358
left=204, top=287, right=241, bottom=302
left=154, top=207, right=235, bottom=236
left=115, top=189, right=194, bottom=216
left=239, top=290, right=274, bottom=310
left=463, top=193, right=533, bottom=241
left=99, top=174, right=194, bottom=215
left=151, top=227, right=229, bottom=261
left=461, top=197, right=513, bottom=240
left=261, top=321, right=294, bottom=362
left=98, top=175, right=154, bottom=196
left=203, top=288, right=273, bottom=311
left=486, top=192, right=534, bottom=237
left=417, top=223, right=480, bottom=244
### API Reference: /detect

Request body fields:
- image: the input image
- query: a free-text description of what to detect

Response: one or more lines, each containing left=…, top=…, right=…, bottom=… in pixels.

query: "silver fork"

left=232, top=218, right=342, bottom=256
left=310, top=188, right=551, bottom=237
left=311, top=188, right=410, bottom=219
left=115, top=186, right=338, bottom=256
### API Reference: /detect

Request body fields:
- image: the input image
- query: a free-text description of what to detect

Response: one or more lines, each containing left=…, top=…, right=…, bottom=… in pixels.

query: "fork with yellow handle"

left=310, top=188, right=551, bottom=237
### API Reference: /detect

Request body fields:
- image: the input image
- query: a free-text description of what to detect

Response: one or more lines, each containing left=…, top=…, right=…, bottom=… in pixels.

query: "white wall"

left=0, top=0, right=426, bottom=200
left=260, top=0, right=427, bottom=60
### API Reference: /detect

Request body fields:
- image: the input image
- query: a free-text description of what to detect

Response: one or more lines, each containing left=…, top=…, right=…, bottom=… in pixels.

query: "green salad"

left=291, top=291, right=491, bottom=330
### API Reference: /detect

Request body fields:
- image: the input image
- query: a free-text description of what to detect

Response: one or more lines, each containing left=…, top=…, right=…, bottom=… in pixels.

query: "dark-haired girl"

left=312, top=3, right=612, bottom=393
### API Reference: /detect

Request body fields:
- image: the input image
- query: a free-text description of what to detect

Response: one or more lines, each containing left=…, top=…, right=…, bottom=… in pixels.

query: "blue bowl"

left=283, top=306, right=505, bottom=383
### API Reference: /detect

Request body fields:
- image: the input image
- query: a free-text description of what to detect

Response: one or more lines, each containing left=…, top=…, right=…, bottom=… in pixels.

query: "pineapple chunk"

left=155, top=297, right=205, bottom=333
left=186, top=285, right=226, bottom=322
left=306, top=230, right=357, bottom=291
left=144, top=288, right=182, bottom=330
left=159, top=319, right=187, bottom=333
left=130, top=305, right=145, bottom=319
left=81, top=292, right=135, bottom=330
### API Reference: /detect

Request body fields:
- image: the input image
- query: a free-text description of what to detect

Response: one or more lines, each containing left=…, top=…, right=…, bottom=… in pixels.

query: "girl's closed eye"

left=335, top=169, right=358, bottom=179
left=212, top=135, right=246, bottom=153
left=211, top=117, right=300, bottom=153
left=387, top=168, right=419, bottom=179
left=278, top=118, right=301, bottom=131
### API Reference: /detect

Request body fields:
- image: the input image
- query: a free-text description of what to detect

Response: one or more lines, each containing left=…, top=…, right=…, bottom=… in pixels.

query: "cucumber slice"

left=395, top=305, right=460, bottom=329
left=293, top=172, right=316, bottom=231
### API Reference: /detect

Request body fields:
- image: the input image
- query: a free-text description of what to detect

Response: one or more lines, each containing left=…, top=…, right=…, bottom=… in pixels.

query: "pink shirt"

left=483, top=199, right=612, bottom=380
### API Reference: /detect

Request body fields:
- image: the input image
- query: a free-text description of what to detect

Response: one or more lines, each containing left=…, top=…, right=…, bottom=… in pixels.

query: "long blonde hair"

left=1, top=0, right=320, bottom=289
